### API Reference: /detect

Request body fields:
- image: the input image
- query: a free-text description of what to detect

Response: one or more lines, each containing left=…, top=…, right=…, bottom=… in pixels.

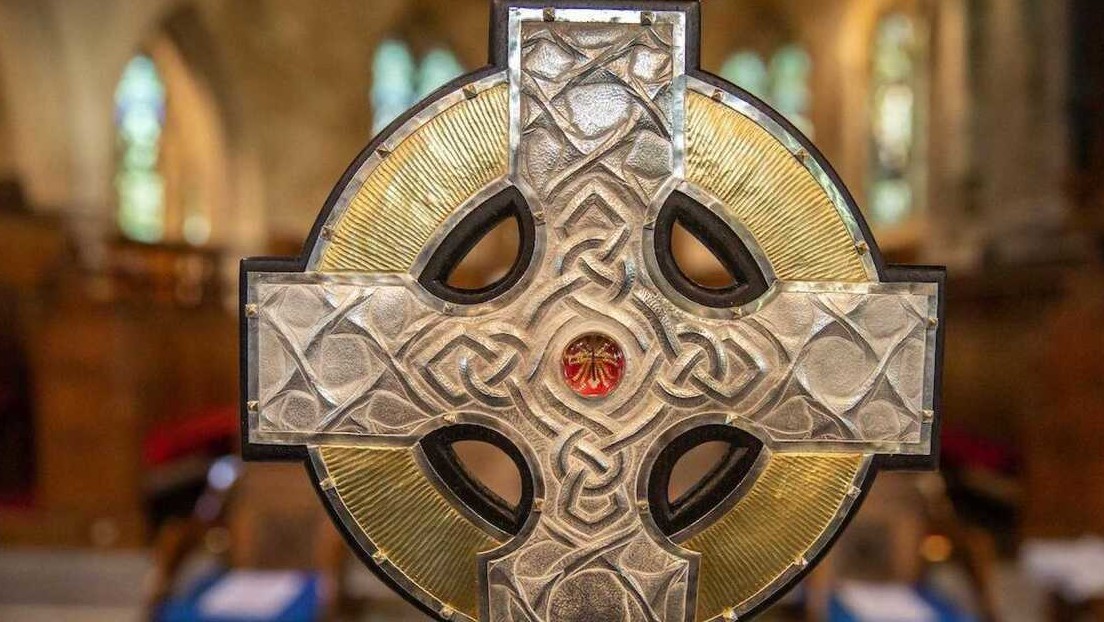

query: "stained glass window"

left=721, top=45, right=813, bottom=136
left=372, top=41, right=464, bottom=133
left=768, top=44, right=813, bottom=136
left=869, top=13, right=920, bottom=226
left=371, top=39, right=417, bottom=133
left=115, top=55, right=166, bottom=243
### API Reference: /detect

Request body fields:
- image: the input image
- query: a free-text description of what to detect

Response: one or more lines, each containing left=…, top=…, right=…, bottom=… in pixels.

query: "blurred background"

left=1, top=0, right=1103, bottom=620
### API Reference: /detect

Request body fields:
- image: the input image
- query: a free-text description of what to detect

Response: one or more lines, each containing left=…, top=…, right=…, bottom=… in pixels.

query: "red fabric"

left=142, top=406, right=238, bottom=466
left=940, top=425, right=1020, bottom=474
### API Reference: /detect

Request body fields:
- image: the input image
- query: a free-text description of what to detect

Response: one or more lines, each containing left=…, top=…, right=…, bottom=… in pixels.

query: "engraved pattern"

left=253, top=281, right=934, bottom=447
left=247, top=11, right=940, bottom=622
left=319, top=446, right=503, bottom=619
left=685, top=90, right=869, bottom=282
left=320, top=84, right=510, bottom=272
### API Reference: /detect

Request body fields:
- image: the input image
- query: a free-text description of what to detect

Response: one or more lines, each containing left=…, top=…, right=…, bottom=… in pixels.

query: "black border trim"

left=653, top=190, right=771, bottom=308
left=647, top=424, right=764, bottom=536
left=418, top=186, right=536, bottom=305
left=421, top=424, right=535, bottom=535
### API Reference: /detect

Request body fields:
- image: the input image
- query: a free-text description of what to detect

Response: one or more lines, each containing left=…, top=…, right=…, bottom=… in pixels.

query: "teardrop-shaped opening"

left=451, top=440, right=522, bottom=509
left=671, top=222, right=737, bottom=289
left=667, top=440, right=731, bottom=503
left=648, top=425, right=764, bottom=538
left=445, top=217, right=520, bottom=290
left=653, top=191, right=770, bottom=308
left=419, top=186, right=535, bottom=305
left=420, top=424, right=534, bottom=535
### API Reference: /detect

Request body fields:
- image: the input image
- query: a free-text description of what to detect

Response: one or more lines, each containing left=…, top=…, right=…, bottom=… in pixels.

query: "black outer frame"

left=238, top=1, right=947, bottom=619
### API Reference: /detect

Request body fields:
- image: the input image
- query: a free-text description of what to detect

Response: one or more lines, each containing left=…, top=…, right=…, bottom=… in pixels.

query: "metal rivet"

left=855, top=241, right=869, bottom=255
left=636, top=500, right=650, bottom=513
left=794, top=148, right=809, bottom=164
left=847, top=485, right=862, bottom=499
left=794, top=556, right=809, bottom=568
left=711, top=88, right=725, bottom=102
left=533, top=498, right=545, bottom=513
left=543, top=7, right=555, bottom=21
left=320, top=225, right=334, bottom=241
left=732, top=308, right=745, bottom=320
left=442, top=302, right=455, bottom=315
left=725, top=413, right=741, bottom=425
left=372, top=550, right=388, bottom=564
left=723, top=609, right=739, bottom=622
left=244, top=303, right=259, bottom=318
left=462, top=85, right=478, bottom=100
left=927, top=316, right=939, bottom=329
left=442, top=413, right=457, bottom=425
left=922, top=409, right=935, bottom=422
left=319, top=477, right=335, bottom=491
left=640, top=11, right=655, bottom=25
left=440, top=605, right=455, bottom=620
left=377, top=146, right=392, bottom=159
left=247, top=400, right=259, bottom=413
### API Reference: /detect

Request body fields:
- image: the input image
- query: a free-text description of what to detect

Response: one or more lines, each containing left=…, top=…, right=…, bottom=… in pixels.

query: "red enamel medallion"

left=561, top=333, right=625, bottom=398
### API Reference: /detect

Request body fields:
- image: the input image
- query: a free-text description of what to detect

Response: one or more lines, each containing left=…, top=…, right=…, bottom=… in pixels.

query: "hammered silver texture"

left=246, top=11, right=938, bottom=622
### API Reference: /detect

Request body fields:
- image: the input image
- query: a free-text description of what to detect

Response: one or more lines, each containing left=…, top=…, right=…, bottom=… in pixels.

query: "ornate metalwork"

left=240, top=3, right=945, bottom=621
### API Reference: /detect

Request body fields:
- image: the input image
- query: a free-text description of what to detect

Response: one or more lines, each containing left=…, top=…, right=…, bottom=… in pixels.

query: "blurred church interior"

left=1, top=0, right=1104, bottom=620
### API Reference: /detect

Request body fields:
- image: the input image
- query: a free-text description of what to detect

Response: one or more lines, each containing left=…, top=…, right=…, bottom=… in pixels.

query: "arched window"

left=869, top=13, right=922, bottom=226
left=115, top=55, right=167, bottom=243
left=371, top=40, right=464, bottom=133
left=721, top=44, right=813, bottom=136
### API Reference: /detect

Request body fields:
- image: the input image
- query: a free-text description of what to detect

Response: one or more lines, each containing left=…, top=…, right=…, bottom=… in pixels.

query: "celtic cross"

left=241, top=3, right=944, bottom=621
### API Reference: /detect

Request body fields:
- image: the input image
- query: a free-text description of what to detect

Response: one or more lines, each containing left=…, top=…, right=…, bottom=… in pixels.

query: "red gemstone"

left=561, top=333, right=625, bottom=398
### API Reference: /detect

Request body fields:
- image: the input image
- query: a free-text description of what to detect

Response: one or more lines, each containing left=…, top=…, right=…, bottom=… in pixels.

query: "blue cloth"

left=156, top=570, right=320, bottom=622
left=828, top=585, right=976, bottom=622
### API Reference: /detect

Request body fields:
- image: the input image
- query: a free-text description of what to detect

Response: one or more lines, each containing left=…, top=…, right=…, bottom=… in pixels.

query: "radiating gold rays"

left=320, top=84, right=509, bottom=273
left=686, top=91, right=868, bottom=282
left=683, top=454, right=865, bottom=621
left=319, top=446, right=504, bottom=620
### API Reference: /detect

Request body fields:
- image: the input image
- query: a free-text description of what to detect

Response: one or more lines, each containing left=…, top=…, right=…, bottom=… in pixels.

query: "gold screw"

left=320, top=225, right=334, bottom=241
left=922, top=409, right=935, bottom=422
left=794, top=148, right=809, bottom=164
left=377, top=146, right=392, bottom=159
left=543, top=7, right=555, bottom=21
left=533, top=498, right=545, bottom=513
left=247, top=400, right=259, bottom=413
left=244, top=303, right=259, bottom=318
left=641, top=11, right=655, bottom=25
left=462, top=85, right=478, bottom=100
left=712, top=88, right=725, bottom=102
left=372, top=550, right=388, bottom=564
left=928, top=316, right=939, bottom=329
left=440, top=605, right=455, bottom=620
left=855, top=241, right=870, bottom=255
left=723, top=608, right=739, bottom=621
